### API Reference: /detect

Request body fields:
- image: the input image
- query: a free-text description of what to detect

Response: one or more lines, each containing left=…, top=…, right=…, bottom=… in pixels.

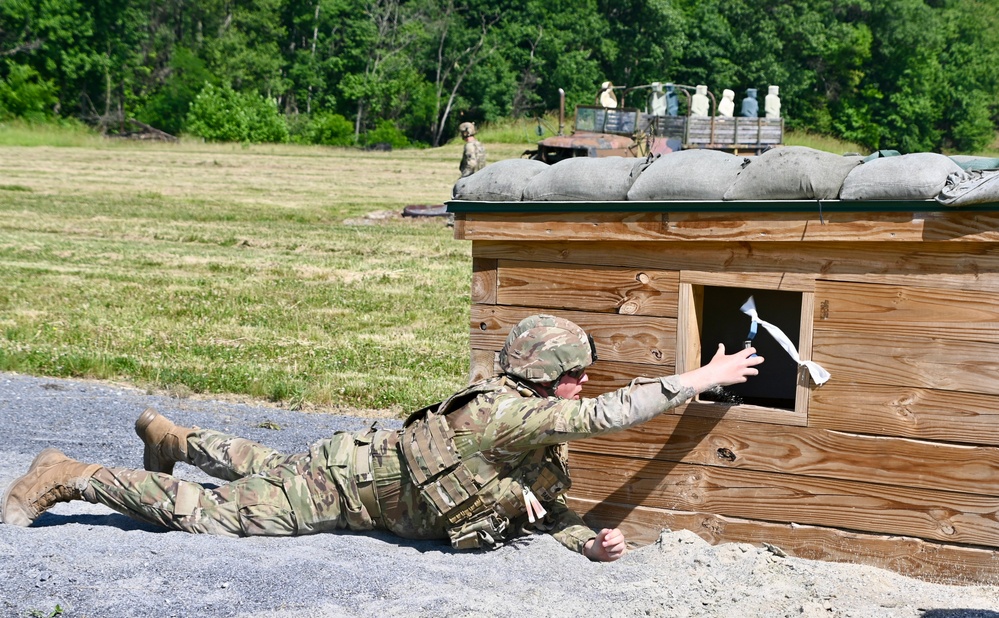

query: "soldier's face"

left=554, top=372, right=588, bottom=400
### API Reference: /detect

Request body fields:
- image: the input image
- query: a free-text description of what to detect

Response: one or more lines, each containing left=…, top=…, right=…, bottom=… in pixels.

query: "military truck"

left=524, top=84, right=783, bottom=163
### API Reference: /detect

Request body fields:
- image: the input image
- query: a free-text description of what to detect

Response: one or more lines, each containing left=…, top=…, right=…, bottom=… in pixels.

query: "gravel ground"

left=2, top=371, right=999, bottom=618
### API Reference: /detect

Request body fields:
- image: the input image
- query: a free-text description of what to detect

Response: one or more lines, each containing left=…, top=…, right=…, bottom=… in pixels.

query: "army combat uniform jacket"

left=83, top=374, right=694, bottom=555
left=459, top=139, right=486, bottom=177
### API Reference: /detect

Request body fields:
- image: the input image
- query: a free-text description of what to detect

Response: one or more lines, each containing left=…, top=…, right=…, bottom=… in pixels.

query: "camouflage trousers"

left=83, top=428, right=391, bottom=538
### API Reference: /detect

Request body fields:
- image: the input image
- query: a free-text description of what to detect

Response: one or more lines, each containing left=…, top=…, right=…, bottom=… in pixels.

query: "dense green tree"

left=0, top=0, right=997, bottom=151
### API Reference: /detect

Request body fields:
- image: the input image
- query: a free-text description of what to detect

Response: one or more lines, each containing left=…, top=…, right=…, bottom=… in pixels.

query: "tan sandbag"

left=451, top=159, right=549, bottom=201
left=627, top=150, right=748, bottom=201
left=840, top=152, right=962, bottom=200
left=937, top=169, right=999, bottom=206
left=522, top=157, right=647, bottom=201
left=723, top=146, right=861, bottom=201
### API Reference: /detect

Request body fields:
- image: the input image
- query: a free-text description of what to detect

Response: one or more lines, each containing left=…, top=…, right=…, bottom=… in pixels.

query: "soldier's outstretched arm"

left=520, top=344, right=762, bottom=445
left=480, top=345, right=763, bottom=450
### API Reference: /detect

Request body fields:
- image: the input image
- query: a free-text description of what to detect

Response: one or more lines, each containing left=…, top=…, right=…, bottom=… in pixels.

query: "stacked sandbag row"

left=451, top=146, right=999, bottom=206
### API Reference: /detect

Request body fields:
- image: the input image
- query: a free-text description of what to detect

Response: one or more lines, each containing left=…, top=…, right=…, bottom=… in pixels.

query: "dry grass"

left=0, top=140, right=474, bottom=414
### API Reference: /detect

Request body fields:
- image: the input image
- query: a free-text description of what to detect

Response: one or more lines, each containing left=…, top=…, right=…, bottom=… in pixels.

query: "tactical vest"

left=400, top=376, right=572, bottom=550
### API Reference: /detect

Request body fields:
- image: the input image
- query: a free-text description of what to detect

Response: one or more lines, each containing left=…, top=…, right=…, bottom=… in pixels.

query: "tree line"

left=1, top=0, right=997, bottom=152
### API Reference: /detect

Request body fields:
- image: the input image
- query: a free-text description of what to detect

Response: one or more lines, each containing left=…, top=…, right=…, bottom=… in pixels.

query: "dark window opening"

left=697, top=286, right=801, bottom=411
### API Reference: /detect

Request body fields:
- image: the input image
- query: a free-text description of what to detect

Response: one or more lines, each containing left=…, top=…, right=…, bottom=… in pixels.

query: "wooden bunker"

left=448, top=196, right=999, bottom=583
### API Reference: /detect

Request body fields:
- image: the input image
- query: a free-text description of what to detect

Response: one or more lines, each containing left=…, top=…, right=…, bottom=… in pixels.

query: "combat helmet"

left=499, top=314, right=596, bottom=383
left=458, top=122, right=476, bottom=137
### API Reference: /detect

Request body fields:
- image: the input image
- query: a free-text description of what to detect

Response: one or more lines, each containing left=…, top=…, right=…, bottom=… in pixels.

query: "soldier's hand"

left=677, top=343, right=764, bottom=394
left=584, top=528, right=627, bottom=562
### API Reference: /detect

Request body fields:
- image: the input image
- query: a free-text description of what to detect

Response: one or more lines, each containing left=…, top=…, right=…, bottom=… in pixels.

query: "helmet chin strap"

left=506, top=374, right=555, bottom=398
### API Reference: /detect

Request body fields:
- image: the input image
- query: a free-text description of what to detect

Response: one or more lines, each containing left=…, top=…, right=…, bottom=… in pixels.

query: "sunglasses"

left=563, top=367, right=587, bottom=380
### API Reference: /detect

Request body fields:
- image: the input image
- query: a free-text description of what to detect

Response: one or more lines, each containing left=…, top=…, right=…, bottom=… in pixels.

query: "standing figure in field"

left=741, top=88, right=759, bottom=117
left=690, top=85, right=710, bottom=117
left=598, top=81, right=619, bottom=108
left=665, top=83, right=680, bottom=116
left=2, top=314, right=762, bottom=561
left=718, top=89, right=735, bottom=117
left=458, top=122, right=486, bottom=178
left=765, top=85, right=781, bottom=119
left=649, top=82, right=668, bottom=116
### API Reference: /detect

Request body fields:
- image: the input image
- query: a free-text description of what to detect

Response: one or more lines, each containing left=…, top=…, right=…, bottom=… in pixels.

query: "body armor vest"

left=400, top=376, right=572, bottom=550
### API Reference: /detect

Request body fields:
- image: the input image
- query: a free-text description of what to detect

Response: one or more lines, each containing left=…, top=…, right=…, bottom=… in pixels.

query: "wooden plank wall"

left=467, top=233, right=999, bottom=583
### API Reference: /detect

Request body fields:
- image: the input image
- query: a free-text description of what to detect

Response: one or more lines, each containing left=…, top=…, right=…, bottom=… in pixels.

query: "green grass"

left=0, top=118, right=106, bottom=148
left=784, top=131, right=866, bottom=156
left=0, top=138, right=470, bottom=415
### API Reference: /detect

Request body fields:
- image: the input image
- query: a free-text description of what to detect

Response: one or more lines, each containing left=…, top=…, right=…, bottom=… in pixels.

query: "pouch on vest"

left=448, top=511, right=508, bottom=550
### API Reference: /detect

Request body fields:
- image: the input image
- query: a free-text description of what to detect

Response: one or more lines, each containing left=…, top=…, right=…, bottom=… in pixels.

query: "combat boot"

left=134, top=407, right=193, bottom=475
left=1, top=448, right=101, bottom=526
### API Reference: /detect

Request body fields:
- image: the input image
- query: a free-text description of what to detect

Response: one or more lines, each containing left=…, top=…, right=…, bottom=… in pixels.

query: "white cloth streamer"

left=740, top=296, right=830, bottom=386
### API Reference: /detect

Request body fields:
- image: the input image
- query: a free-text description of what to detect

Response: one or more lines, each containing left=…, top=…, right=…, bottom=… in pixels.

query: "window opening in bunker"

left=697, top=286, right=801, bottom=411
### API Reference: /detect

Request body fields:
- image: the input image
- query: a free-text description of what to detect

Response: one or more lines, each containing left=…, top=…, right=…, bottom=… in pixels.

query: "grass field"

left=0, top=138, right=487, bottom=414
left=0, top=121, right=987, bottom=415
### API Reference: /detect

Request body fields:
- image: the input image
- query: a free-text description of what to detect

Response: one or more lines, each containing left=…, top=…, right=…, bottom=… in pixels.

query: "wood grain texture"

left=471, top=258, right=497, bottom=304
left=469, top=304, right=676, bottom=367
left=463, top=212, right=669, bottom=241
left=472, top=241, right=999, bottom=292
left=809, top=382, right=999, bottom=446
left=814, top=280, right=999, bottom=343
left=567, top=452, right=999, bottom=547
left=680, top=270, right=815, bottom=292
left=468, top=348, right=497, bottom=384
left=569, top=414, right=999, bottom=496
left=811, top=330, right=999, bottom=395
left=461, top=211, right=999, bottom=243
left=567, top=497, right=999, bottom=584
left=496, top=260, right=679, bottom=317
left=674, top=401, right=807, bottom=426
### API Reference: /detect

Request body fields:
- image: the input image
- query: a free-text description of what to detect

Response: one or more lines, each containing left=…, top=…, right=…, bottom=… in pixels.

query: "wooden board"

left=567, top=497, right=999, bottom=585
left=569, top=414, right=999, bottom=496
left=812, top=330, right=999, bottom=396
left=460, top=212, right=999, bottom=243
left=568, top=452, right=999, bottom=547
left=469, top=304, right=676, bottom=367
left=809, top=382, right=999, bottom=446
left=471, top=258, right=497, bottom=304
left=496, top=260, right=679, bottom=317
left=680, top=270, right=814, bottom=292
left=814, top=279, right=999, bottom=344
left=472, top=241, right=999, bottom=292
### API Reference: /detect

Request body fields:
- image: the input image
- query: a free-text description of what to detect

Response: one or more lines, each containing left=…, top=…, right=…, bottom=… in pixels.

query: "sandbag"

left=949, top=156, right=999, bottom=172
left=451, top=159, right=549, bottom=201
left=627, top=149, right=749, bottom=201
left=840, top=152, right=962, bottom=200
left=722, top=146, right=862, bottom=201
left=522, top=157, right=647, bottom=201
left=937, top=169, right=999, bottom=206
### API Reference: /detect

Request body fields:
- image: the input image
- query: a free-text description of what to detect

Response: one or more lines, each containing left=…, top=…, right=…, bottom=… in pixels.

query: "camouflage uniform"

left=459, top=139, right=486, bottom=177
left=80, top=371, right=693, bottom=554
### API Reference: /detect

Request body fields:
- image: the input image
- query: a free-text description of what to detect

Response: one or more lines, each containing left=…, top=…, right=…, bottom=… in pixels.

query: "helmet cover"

left=499, top=314, right=596, bottom=383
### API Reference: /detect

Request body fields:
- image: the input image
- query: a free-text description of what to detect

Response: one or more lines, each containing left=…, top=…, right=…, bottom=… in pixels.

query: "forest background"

left=1, top=0, right=999, bottom=154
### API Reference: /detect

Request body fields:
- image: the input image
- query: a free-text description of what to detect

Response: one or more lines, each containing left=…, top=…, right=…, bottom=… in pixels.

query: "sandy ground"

left=2, top=371, right=999, bottom=618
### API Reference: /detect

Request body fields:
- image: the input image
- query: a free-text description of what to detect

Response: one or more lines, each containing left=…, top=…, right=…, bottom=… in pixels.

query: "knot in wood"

left=618, top=300, right=639, bottom=315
